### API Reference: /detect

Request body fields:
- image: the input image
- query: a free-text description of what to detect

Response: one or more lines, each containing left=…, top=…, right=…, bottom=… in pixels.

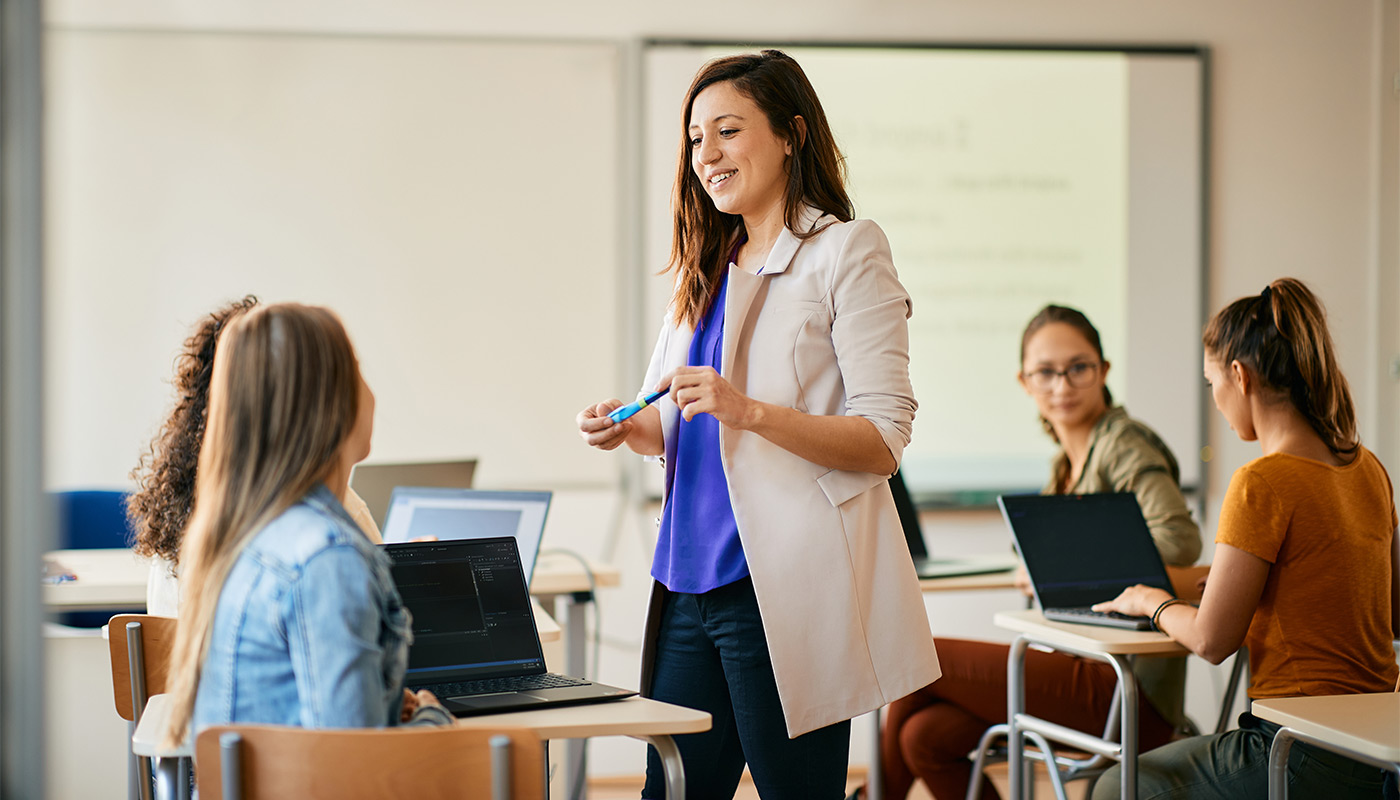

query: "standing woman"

left=1093, top=279, right=1398, bottom=797
left=163, top=303, right=447, bottom=749
left=576, top=50, right=939, bottom=799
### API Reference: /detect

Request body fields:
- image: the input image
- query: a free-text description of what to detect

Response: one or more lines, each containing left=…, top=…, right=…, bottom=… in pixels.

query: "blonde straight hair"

left=163, top=303, right=361, bottom=747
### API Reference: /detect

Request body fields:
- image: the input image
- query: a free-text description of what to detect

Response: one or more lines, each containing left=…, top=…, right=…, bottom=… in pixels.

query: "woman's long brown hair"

left=1203, top=278, right=1358, bottom=455
left=163, top=303, right=361, bottom=747
left=668, top=49, right=853, bottom=328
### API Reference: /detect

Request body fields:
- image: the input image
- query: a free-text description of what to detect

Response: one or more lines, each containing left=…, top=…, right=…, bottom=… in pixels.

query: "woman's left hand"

left=1091, top=584, right=1173, bottom=618
left=665, top=366, right=760, bottom=428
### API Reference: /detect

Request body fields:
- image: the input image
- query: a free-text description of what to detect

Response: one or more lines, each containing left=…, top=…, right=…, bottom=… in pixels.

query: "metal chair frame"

left=966, top=647, right=1249, bottom=800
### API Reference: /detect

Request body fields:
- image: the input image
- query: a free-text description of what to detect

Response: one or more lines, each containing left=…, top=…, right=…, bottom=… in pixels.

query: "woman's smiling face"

left=688, top=80, right=792, bottom=220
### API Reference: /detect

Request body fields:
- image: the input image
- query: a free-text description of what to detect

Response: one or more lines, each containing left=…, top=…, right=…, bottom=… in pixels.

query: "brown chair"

left=194, top=724, right=545, bottom=800
left=107, top=614, right=183, bottom=800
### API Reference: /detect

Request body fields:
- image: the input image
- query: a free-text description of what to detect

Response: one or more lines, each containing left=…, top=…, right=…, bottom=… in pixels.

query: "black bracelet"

left=1151, top=598, right=1184, bottom=632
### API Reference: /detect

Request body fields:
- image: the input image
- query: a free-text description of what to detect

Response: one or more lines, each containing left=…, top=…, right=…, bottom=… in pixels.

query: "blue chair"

left=53, top=490, right=141, bottom=627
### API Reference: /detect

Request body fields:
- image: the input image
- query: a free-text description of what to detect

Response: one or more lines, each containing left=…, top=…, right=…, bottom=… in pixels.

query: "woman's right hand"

left=577, top=400, right=633, bottom=451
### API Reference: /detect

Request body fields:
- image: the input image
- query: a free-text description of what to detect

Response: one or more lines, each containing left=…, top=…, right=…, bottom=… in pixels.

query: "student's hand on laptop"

left=1091, top=584, right=1173, bottom=618
left=400, top=689, right=444, bottom=722
left=408, top=536, right=439, bottom=542
left=1013, top=565, right=1035, bottom=598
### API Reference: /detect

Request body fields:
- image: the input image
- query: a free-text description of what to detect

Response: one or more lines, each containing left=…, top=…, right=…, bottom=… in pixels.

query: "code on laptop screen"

left=386, top=537, right=544, bottom=680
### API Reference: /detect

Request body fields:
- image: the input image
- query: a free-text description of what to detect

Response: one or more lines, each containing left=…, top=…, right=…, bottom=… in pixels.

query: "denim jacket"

left=192, top=484, right=451, bottom=732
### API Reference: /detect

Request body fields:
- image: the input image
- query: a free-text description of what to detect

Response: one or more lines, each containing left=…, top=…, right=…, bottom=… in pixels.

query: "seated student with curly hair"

left=127, top=296, right=380, bottom=616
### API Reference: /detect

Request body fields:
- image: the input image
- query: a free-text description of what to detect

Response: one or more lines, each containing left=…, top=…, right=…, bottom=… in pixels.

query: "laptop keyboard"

left=422, top=672, right=591, bottom=698
left=1043, top=606, right=1153, bottom=631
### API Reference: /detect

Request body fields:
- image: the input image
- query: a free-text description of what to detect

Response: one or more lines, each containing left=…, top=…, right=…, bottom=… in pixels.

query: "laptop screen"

left=381, top=488, right=550, bottom=582
left=382, top=537, right=546, bottom=683
left=998, top=492, right=1174, bottom=608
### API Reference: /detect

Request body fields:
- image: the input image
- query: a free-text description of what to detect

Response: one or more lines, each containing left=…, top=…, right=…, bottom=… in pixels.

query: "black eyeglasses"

left=1023, top=362, right=1101, bottom=392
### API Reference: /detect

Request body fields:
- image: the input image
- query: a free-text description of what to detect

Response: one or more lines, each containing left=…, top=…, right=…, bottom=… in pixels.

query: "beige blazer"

left=639, top=207, right=941, bottom=737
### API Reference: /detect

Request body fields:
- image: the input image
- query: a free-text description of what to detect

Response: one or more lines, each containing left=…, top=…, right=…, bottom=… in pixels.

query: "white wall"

left=42, top=0, right=1400, bottom=784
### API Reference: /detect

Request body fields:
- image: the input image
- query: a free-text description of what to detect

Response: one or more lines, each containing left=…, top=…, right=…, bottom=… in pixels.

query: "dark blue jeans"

left=642, top=576, right=851, bottom=800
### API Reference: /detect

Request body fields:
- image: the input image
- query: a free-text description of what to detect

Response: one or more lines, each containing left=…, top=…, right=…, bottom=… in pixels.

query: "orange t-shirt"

left=1216, top=447, right=1398, bottom=699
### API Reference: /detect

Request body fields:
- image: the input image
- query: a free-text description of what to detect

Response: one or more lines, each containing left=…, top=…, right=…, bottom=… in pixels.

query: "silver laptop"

left=381, top=487, right=550, bottom=583
left=349, top=459, right=478, bottom=529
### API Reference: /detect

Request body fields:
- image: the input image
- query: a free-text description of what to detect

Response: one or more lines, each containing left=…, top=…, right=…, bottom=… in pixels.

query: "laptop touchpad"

left=447, top=693, right=532, bottom=711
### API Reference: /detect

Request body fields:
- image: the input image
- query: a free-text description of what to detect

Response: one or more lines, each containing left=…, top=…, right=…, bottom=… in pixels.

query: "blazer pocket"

left=816, top=468, right=886, bottom=508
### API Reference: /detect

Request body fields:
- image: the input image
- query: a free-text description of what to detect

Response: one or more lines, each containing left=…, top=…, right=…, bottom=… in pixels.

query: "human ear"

left=1017, top=370, right=1031, bottom=395
left=1099, top=360, right=1111, bottom=383
left=1229, top=360, right=1250, bottom=394
left=789, top=115, right=807, bottom=154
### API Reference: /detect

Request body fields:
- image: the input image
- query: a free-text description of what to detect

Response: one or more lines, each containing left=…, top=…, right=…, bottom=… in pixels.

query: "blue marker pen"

left=608, top=388, right=668, bottom=424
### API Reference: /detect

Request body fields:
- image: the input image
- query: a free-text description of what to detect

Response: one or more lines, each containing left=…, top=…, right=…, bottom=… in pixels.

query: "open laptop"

left=349, top=459, right=478, bottom=529
left=891, top=470, right=1019, bottom=579
left=381, top=537, right=635, bottom=716
left=998, top=492, right=1176, bottom=630
left=381, top=488, right=549, bottom=584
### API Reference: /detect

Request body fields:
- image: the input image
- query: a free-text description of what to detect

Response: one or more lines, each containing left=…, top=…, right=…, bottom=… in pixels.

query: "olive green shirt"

left=1043, top=405, right=1203, bottom=730
left=1045, top=405, right=1202, bottom=566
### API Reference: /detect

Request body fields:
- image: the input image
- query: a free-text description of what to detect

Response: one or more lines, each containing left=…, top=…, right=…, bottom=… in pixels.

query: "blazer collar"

left=759, top=204, right=827, bottom=276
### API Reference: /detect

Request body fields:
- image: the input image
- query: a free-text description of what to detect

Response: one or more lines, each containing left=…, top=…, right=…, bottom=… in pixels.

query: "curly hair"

left=126, top=296, right=259, bottom=563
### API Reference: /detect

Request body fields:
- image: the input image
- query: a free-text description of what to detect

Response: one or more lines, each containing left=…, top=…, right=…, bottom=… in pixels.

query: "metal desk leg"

left=550, top=592, right=593, bottom=800
left=641, top=734, right=686, bottom=799
left=1007, top=636, right=1031, bottom=800
left=869, top=706, right=884, bottom=800
left=1267, top=728, right=1295, bottom=800
left=152, top=757, right=181, bottom=800
left=1100, top=654, right=1138, bottom=800
left=1267, top=726, right=1400, bottom=800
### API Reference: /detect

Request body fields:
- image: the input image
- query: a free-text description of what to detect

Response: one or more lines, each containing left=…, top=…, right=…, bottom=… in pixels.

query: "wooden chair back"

left=195, top=724, right=545, bottom=800
left=108, top=614, right=179, bottom=721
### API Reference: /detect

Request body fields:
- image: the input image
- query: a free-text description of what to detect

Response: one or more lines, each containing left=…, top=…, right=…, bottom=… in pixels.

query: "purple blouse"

left=650, top=268, right=749, bottom=594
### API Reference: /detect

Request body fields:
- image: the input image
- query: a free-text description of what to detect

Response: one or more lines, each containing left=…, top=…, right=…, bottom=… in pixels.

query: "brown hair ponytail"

left=1202, top=278, right=1358, bottom=455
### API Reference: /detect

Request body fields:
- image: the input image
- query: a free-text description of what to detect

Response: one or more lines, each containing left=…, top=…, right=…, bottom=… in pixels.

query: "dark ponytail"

left=1202, top=278, right=1358, bottom=456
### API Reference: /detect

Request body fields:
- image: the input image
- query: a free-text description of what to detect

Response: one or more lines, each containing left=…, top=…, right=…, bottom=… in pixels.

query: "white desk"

left=133, top=693, right=709, bottom=800
left=1252, top=692, right=1400, bottom=799
left=994, top=609, right=1186, bottom=800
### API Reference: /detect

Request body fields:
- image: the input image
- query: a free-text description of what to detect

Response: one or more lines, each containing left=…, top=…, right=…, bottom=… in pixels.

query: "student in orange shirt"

left=1092, top=278, right=1399, bottom=798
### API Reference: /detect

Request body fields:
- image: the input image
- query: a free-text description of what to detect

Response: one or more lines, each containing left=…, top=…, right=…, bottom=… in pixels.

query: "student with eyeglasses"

left=863, top=305, right=1201, bottom=800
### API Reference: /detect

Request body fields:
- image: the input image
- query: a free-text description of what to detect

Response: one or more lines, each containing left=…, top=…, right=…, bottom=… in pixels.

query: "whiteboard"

left=45, top=31, right=623, bottom=489
left=642, top=43, right=1205, bottom=501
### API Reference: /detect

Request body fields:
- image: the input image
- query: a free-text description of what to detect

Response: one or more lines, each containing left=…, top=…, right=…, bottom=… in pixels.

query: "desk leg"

left=152, top=757, right=180, bottom=800
left=1267, top=728, right=1295, bottom=800
left=548, top=592, right=593, bottom=800
left=640, top=734, right=686, bottom=799
left=1104, top=655, right=1137, bottom=800
left=1266, top=726, right=1400, bottom=800
left=1006, top=637, right=1030, bottom=800
left=868, top=706, right=884, bottom=800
